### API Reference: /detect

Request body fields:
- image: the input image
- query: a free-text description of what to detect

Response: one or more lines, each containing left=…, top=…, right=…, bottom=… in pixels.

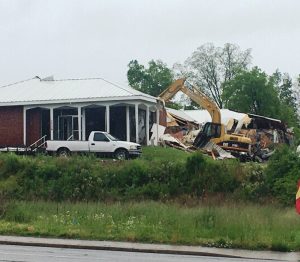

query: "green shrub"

left=0, top=176, right=19, bottom=199
left=0, top=151, right=242, bottom=201
left=265, top=145, right=300, bottom=205
left=238, top=164, right=268, bottom=200
left=4, top=202, right=32, bottom=223
left=185, top=153, right=239, bottom=196
left=0, top=145, right=296, bottom=204
left=0, top=153, right=23, bottom=179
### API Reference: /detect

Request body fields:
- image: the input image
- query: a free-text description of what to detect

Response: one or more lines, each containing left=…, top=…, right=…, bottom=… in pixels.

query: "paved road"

left=0, top=244, right=283, bottom=262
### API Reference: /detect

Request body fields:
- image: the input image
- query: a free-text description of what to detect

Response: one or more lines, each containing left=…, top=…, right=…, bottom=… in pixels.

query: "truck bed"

left=46, top=140, right=90, bottom=152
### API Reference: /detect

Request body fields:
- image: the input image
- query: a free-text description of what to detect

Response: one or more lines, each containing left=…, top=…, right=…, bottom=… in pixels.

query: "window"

left=203, top=123, right=221, bottom=138
left=93, top=133, right=109, bottom=142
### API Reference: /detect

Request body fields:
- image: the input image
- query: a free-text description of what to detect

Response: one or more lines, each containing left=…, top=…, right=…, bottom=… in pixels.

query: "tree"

left=271, top=70, right=299, bottom=126
left=295, top=75, right=300, bottom=118
left=222, top=67, right=281, bottom=118
left=127, top=59, right=173, bottom=97
left=176, top=43, right=252, bottom=108
left=274, top=71, right=297, bottom=110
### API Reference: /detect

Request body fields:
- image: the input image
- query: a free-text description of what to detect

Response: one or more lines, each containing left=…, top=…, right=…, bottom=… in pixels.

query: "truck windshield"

left=106, top=133, right=119, bottom=141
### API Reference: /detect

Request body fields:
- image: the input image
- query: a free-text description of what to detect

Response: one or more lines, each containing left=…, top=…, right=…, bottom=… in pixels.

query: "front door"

left=58, top=116, right=79, bottom=140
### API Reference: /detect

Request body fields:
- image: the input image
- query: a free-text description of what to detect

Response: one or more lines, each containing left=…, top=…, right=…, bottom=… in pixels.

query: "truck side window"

left=94, top=133, right=109, bottom=142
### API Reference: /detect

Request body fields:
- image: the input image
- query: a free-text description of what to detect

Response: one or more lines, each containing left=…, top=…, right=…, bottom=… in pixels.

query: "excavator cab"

left=193, top=122, right=222, bottom=148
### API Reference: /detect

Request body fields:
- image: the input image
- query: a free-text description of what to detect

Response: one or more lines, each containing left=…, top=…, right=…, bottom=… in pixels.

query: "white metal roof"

left=183, top=109, right=247, bottom=125
left=166, top=108, right=199, bottom=123
left=0, top=77, right=157, bottom=106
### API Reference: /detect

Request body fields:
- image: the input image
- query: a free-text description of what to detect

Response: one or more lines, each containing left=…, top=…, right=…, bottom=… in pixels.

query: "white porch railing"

left=29, top=135, right=47, bottom=152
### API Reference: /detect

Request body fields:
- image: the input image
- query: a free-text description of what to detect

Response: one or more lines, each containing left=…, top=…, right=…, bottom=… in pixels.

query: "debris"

left=159, top=134, right=194, bottom=152
left=182, top=129, right=200, bottom=145
left=252, top=146, right=275, bottom=162
left=164, top=108, right=200, bottom=143
left=234, top=115, right=252, bottom=133
left=150, top=124, right=166, bottom=146
left=159, top=107, right=293, bottom=161
left=201, top=141, right=235, bottom=159
left=166, top=108, right=199, bottom=128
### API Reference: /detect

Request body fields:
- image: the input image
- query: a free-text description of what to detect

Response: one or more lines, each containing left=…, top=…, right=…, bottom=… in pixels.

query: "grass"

left=0, top=147, right=298, bottom=251
left=1, top=201, right=300, bottom=251
left=140, top=146, right=190, bottom=162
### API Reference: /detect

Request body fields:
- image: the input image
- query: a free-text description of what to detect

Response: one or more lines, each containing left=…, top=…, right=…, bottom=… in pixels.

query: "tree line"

left=126, top=43, right=300, bottom=130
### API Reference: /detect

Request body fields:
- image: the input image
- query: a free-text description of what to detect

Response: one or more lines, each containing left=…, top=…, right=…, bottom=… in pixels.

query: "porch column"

left=50, top=108, right=54, bottom=140
left=126, top=105, right=130, bottom=142
left=82, top=108, right=86, bottom=141
left=78, top=107, right=82, bottom=140
left=146, top=106, right=150, bottom=145
left=135, top=103, right=139, bottom=143
left=23, top=107, right=26, bottom=146
left=106, top=105, right=110, bottom=133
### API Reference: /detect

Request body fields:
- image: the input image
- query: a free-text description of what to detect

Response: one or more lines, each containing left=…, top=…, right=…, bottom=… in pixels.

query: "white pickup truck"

left=45, top=131, right=142, bottom=159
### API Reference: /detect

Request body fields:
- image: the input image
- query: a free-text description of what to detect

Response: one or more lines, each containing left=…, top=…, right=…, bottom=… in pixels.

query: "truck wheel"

left=114, top=149, right=128, bottom=160
left=57, top=148, right=70, bottom=157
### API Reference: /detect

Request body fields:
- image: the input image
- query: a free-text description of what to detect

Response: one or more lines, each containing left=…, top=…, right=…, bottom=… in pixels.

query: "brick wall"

left=26, top=108, right=41, bottom=146
left=0, top=106, right=24, bottom=147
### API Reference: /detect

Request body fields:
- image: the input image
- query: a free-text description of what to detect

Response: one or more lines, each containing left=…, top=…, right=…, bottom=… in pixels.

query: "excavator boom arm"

left=159, top=79, right=186, bottom=101
left=159, top=79, right=221, bottom=124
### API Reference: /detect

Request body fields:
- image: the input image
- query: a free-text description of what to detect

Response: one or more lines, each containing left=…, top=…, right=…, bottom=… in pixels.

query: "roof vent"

left=41, top=75, right=54, bottom=81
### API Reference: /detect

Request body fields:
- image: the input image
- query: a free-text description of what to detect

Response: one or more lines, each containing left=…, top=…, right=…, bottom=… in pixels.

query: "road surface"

left=0, top=244, right=283, bottom=262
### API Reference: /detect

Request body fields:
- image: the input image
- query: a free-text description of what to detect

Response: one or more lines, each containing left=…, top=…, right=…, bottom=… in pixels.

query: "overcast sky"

left=0, top=0, right=300, bottom=87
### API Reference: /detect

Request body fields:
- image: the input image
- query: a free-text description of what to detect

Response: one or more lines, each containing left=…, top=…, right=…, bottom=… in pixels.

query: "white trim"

left=23, top=107, right=26, bottom=145
left=78, top=107, right=82, bottom=140
left=126, top=106, right=130, bottom=142
left=135, top=103, right=139, bottom=143
left=82, top=108, right=86, bottom=141
left=106, top=105, right=110, bottom=133
left=50, top=108, right=54, bottom=140
left=146, top=106, right=150, bottom=145
left=19, top=100, right=156, bottom=111
left=0, top=95, right=157, bottom=107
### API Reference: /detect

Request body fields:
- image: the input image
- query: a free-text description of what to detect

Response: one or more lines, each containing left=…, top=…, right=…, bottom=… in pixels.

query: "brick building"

left=0, top=76, right=162, bottom=147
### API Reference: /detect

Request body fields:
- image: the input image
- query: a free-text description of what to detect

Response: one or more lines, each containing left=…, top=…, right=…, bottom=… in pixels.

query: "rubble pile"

left=156, top=108, right=294, bottom=161
left=159, top=134, right=194, bottom=152
left=201, top=141, right=235, bottom=160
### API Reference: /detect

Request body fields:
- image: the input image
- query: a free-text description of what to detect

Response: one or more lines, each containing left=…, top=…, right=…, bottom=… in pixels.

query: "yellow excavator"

left=158, top=79, right=252, bottom=157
